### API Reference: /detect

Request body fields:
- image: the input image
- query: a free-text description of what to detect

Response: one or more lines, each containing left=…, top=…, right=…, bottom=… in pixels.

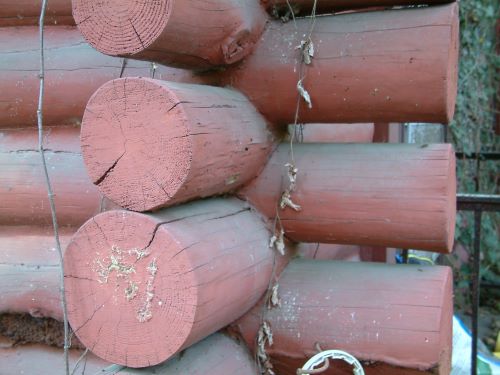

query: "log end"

left=72, top=0, right=169, bottom=57
left=81, top=77, right=193, bottom=212
left=445, top=143, right=457, bottom=253
left=445, top=2, right=460, bottom=123
left=64, top=210, right=197, bottom=367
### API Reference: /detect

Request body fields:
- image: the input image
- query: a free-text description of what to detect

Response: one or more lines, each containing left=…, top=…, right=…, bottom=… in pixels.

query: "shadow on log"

left=240, top=143, right=456, bottom=252
left=0, top=27, right=204, bottom=128
left=81, top=78, right=274, bottom=212
left=221, top=3, right=459, bottom=124
left=0, top=126, right=117, bottom=226
left=64, top=198, right=274, bottom=367
left=72, top=0, right=268, bottom=69
left=232, top=259, right=453, bottom=374
left=0, top=0, right=73, bottom=26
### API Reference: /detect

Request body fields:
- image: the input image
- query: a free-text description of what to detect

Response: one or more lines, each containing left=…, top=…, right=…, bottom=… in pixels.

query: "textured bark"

left=0, top=27, right=203, bottom=128
left=81, top=78, right=274, bottom=212
left=232, top=259, right=453, bottom=374
left=261, top=0, right=453, bottom=15
left=240, top=143, right=456, bottom=252
left=0, top=126, right=117, bottom=227
left=64, top=198, right=274, bottom=367
left=0, top=226, right=74, bottom=320
left=288, top=123, right=375, bottom=143
left=0, top=0, right=73, bottom=26
left=221, top=3, right=459, bottom=124
left=73, top=0, right=268, bottom=69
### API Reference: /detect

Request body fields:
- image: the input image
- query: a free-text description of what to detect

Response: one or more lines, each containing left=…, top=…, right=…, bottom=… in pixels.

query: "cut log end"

left=446, top=2, right=460, bottom=123
left=72, top=0, right=169, bottom=57
left=64, top=211, right=197, bottom=367
left=81, top=77, right=273, bottom=212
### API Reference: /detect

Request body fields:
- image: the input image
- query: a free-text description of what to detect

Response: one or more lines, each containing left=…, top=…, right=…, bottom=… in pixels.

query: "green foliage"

left=448, top=0, right=499, bottom=310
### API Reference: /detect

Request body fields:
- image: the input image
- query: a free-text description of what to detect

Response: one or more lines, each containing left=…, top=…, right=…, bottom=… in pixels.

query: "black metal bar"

left=455, top=152, right=500, bottom=161
left=457, top=194, right=500, bottom=212
left=470, top=210, right=482, bottom=375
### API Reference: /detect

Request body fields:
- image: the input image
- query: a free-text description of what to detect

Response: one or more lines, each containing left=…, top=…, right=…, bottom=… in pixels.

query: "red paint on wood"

left=296, top=243, right=362, bottom=261
left=0, top=127, right=93, bottom=225
left=233, top=259, right=453, bottom=374
left=0, top=0, right=73, bottom=26
left=261, top=0, right=453, bottom=15
left=0, top=27, right=203, bottom=128
left=64, top=198, right=274, bottom=367
left=72, top=0, right=268, bottom=69
left=0, top=226, right=74, bottom=320
left=81, top=78, right=274, bottom=212
left=240, top=143, right=456, bottom=252
left=289, top=123, right=374, bottom=143
left=0, top=126, right=117, bottom=226
left=222, top=4, right=459, bottom=124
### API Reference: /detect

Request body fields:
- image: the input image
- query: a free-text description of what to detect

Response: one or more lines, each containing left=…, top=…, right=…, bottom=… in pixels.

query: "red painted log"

left=72, top=0, right=268, bottom=70
left=0, top=27, right=203, bottom=128
left=0, top=0, right=73, bottom=26
left=0, top=343, right=108, bottom=375
left=81, top=78, right=274, bottom=212
left=0, top=226, right=74, bottom=321
left=232, top=259, right=453, bottom=374
left=222, top=3, right=459, bottom=124
left=64, top=198, right=274, bottom=367
left=240, top=143, right=456, bottom=252
left=0, top=333, right=256, bottom=375
left=288, top=123, right=374, bottom=143
left=297, top=243, right=361, bottom=261
left=262, top=0, right=453, bottom=15
left=0, top=126, right=117, bottom=227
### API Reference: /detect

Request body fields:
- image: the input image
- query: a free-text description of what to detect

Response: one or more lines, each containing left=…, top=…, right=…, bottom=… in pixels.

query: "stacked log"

left=287, top=123, right=375, bottom=143
left=0, top=0, right=73, bottom=26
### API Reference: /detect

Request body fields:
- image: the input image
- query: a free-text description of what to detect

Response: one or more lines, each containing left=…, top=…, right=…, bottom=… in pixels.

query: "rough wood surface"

left=221, top=4, right=459, bottom=124
left=0, top=0, right=73, bottom=26
left=0, top=126, right=117, bottom=226
left=64, top=198, right=274, bottom=367
left=288, top=123, right=374, bottom=143
left=0, top=27, right=203, bottom=128
left=73, top=0, right=268, bottom=69
left=240, top=143, right=456, bottom=252
left=232, top=259, right=453, bottom=374
left=81, top=78, right=274, bottom=212
left=0, top=226, right=74, bottom=320
left=261, top=0, right=453, bottom=15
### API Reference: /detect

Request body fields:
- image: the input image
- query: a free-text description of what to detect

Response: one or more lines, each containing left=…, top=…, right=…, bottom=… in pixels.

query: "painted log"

left=0, top=126, right=117, bottom=227
left=0, top=0, right=73, bottom=26
left=0, top=333, right=256, bottom=375
left=0, top=343, right=108, bottom=375
left=0, top=26, right=203, bottom=128
left=81, top=78, right=274, bottom=212
left=232, top=259, right=453, bottom=374
left=221, top=3, right=459, bottom=124
left=288, top=123, right=374, bottom=143
left=64, top=198, right=275, bottom=367
left=262, top=0, right=453, bottom=15
left=297, top=243, right=362, bottom=262
left=239, top=143, right=456, bottom=252
left=0, top=226, right=74, bottom=320
left=72, top=0, right=268, bottom=69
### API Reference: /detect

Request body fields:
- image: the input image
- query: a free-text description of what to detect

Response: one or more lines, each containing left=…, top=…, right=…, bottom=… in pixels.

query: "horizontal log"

left=64, top=198, right=274, bottom=367
left=262, top=0, right=453, bottom=15
left=288, top=123, right=374, bottom=143
left=0, top=126, right=117, bottom=226
left=0, top=226, right=74, bottom=320
left=239, top=143, right=456, bottom=252
left=73, top=0, right=267, bottom=69
left=221, top=3, right=459, bottom=124
left=0, top=0, right=73, bottom=26
left=81, top=78, right=274, bottom=211
left=296, top=243, right=361, bottom=261
left=232, top=259, right=453, bottom=374
left=0, top=27, right=204, bottom=128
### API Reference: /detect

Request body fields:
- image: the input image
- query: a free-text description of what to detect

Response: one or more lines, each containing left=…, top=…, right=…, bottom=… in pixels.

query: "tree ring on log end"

left=72, top=0, right=170, bottom=57
left=81, top=78, right=192, bottom=212
left=64, top=210, right=197, bottom=367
